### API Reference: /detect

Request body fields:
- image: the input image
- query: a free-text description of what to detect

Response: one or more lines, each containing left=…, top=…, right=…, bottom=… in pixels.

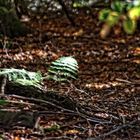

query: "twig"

left=76, top=107, right=112, bottom=124
left=86, top=120, right=137, bottom=140
left=0, top=100, right=34, bottom=106
left=66, top=81, right=90, bottom=96
left=0, top=76, right=7, bottom=95
left=0, top=94, right=51, bottom=111
left=1, top=37, right=11, bottom=59
left=7, top=94, right=111, bottom=124
left=8, top=94, right=76, bottom=113
left=43, top=136, right=73, bottom=140
left=38, top=111, right=78, bottom=116
left=116, top=78, right=132, bottom=84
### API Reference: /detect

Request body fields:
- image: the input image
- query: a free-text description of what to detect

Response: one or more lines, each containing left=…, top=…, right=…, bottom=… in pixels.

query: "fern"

left=15, top=79, right=42, bottom=88
left=48, top=56, right=78, bottom=81
left=0, top=68, right=42, bottom=88
left=0, top=57, right=78, bottom=88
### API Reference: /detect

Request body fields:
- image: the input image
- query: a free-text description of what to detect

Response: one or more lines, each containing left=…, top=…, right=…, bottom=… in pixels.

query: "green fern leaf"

left=48, top=70, right=77, bottom=80
left=49, top=66, right=77, bottom=74
left=15, top=79, right=42, bottom=88
left=0, top=68, right=43, bottom=88
left=48, top=56, right=78, bottom=82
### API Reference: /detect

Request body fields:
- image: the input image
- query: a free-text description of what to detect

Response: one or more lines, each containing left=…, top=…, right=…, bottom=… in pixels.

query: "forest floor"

left=0, top=10, right=140, bottom=140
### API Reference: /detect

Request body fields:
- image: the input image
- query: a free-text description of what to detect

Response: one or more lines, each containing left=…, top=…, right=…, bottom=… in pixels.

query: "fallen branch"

left=8, top=94, right=76, bottom=113
left=7, top=94, right=111, bottom=125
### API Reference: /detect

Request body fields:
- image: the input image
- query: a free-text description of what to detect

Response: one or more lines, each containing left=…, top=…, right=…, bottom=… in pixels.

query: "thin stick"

left=87, top=120, right=137, bottom=140
left=0, top=76, right=7, bottom=95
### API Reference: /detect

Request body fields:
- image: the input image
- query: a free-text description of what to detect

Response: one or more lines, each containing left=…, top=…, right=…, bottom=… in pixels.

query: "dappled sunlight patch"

left=0, top=2, right=139, bottom=139
left=94, top=113, right=109, bottom=119
left=64, top=129, right=80, bottom=135
left=132, top=59, right=140, bottom=64
left=85, top=81, right=122, bottom=89
left=129, top=47, right=140, bottom=64
left=132, top=47, right=140, bottom=56
left=129, top=47, right=140, bottom=56
left=12, top=49, right=58, bottom=62
left=31, top=49, right=48, bottom=58
left=13, top=51, right=33, bottom=61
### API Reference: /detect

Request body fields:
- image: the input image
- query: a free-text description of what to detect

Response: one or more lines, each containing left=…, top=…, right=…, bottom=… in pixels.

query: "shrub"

left=99, top=0, right=140, bottom=38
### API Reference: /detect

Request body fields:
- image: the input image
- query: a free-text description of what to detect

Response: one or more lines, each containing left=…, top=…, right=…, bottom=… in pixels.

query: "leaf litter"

left=0, top=10, right=139, bottom=140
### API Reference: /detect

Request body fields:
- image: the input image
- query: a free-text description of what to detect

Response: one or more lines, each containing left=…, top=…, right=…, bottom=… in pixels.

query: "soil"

left=0, top=10, right=139, bottom=140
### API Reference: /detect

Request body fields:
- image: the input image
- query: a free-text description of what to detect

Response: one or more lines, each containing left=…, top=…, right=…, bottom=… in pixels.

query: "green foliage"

left=48, top=57, right=78, bottom=82
left=128, top=6, right=140, bottom=20
left=0, top=6, right=8, bottom=15
left=0, top=57, right=78, bottom=88
left=100, top=10, right=119, bottom=26
left=14, top=79, right=42, bottom=88
left=0, top=0, right=12, bottom=10
left=99, top=9, right=111, bottom=21
left=123, top=17, right=137, bottom=34
left=99, top=0, right=140, bottom=37
left=0, top=68, right=42, bottom=81
left=44, top=124, right=60, bottom=132
left=73, top=0, right=109, bottom=8
left=73, top=0, right=90, bottom=8
left=0, top=68, right=42, bottom=88
left=0, top=99, right=7, bottom=105
left=111, top=1, right=127, bottom=13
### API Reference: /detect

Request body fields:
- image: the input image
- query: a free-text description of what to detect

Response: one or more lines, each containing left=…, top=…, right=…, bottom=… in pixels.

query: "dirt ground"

left=0, top=10, right=139, bottom=140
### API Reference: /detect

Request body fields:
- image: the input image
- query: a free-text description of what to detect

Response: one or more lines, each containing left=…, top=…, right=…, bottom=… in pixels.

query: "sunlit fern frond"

left=0, top=57, right=79, bottom=86
left=15, top=79, right=42, bottom=88
left=0, top=68, right=42, bottom=88
left=48, top=56, right=78, bottom=82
